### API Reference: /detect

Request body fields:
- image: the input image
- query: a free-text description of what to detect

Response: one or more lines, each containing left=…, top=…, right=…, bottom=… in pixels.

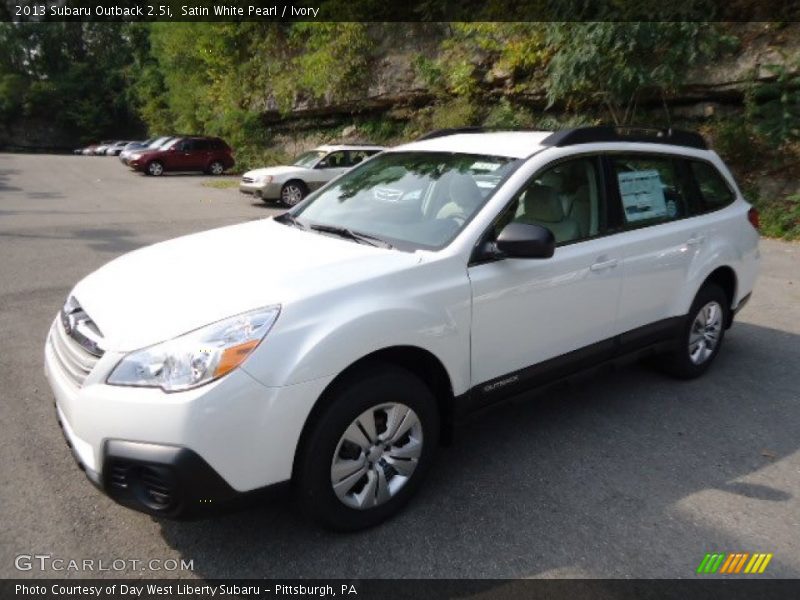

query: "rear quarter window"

left=688, top=160, right=735, bottom=212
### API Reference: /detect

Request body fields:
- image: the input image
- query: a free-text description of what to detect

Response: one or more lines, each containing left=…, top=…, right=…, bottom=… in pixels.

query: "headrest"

left=540, top=170, right=564, bottom=190
left=448, top=173, right=483, bottom=208
left=523, top=184, right=564, bottom=223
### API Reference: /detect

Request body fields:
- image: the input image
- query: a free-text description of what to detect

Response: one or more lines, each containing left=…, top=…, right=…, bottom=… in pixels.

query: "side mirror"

left=494, top=222, right=555, bottom=259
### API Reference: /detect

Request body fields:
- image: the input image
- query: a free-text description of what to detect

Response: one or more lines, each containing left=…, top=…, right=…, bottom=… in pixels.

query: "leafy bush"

left=756, top=193, right=800, bottom=239
left=746, top=61, right=800, bottom=146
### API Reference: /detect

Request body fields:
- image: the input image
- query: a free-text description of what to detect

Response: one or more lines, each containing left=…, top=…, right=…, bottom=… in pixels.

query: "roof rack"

left=416, top=126, right=485, bottom=141
left=541, top=126, right=707, bottom=150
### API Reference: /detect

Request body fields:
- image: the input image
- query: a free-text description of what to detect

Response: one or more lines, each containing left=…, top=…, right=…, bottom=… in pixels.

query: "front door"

left=468, top=156, right=623, bottom=402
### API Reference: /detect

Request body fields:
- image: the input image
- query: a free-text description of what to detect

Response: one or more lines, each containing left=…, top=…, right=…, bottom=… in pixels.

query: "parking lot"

left=1, top=152, right=799, bottom=579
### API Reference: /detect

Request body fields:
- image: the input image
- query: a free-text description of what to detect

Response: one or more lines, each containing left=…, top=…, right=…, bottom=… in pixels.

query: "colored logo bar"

left=696, top=553, right=773, bottom=574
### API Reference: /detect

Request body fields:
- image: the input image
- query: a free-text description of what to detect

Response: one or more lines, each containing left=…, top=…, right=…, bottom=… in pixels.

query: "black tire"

left=659, top=283, right=729, bottom=379
left=280, top=181, right=307, bottom=206
left=146, top=160, right=164, bottom=177
left=207, top=160, right=225, bottom=176
left=294, top=363, right=439, bottom=531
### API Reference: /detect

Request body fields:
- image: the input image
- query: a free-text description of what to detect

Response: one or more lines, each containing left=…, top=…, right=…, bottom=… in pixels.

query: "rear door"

left=188, top=139, right=211, bottom=169
left=606, top=153, right=705, bottom=336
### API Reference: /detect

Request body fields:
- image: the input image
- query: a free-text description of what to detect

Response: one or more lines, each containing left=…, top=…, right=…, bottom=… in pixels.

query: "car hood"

left=243, top=165, right=310, bottom=179
left=72, top=219, right=420, bottom=351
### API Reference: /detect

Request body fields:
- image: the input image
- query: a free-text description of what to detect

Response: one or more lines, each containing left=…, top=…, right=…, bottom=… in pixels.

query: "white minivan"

left=45, top=126, right=760, bottom=530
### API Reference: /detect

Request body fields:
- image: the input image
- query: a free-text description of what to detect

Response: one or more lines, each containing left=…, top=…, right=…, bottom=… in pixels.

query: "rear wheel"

left=280, top=181, right=307, bottom=206
left=146, top=161, right=164, bottom=177
left=294, top=363, right=439, bottom=531
left=208, top=161, right=225, bottom=176
left=660, top=283, right=729, bottom=379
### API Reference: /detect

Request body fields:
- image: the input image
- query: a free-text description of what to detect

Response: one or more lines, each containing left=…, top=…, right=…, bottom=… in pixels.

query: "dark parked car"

left=127, top=136, right=234, bottom=176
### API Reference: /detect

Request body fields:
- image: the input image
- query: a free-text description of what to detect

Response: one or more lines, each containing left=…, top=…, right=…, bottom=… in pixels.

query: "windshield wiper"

left=274, top=212, right=306, bottom=230
left=310, top=224, right=393, bottom=249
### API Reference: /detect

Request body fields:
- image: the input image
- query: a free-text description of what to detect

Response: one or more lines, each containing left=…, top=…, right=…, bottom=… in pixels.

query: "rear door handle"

left=590, top=258, right=619, bottom=272
left=686, top=235, right=706, bottom=247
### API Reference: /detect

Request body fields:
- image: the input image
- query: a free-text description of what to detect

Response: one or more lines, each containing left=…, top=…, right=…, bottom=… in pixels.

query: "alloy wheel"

left=688, top=300, right=723, bottom=365
left=281, top=184, right=304, bottom=206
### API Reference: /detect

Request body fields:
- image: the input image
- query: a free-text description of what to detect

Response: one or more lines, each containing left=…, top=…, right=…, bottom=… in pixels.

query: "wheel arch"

left=291, top=345, right=456, bottom=481
left=283, top=178, right=308, bottom=192
left=697, top=266, right=738, bottom=328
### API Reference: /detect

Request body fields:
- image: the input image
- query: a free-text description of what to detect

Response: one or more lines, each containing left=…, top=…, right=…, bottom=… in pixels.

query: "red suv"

left=128, top=136, right=234, bottom=176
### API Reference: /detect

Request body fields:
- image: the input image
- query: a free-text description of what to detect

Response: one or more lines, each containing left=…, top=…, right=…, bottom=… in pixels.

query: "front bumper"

left=239, top=181, right=281, bottom=199
left=44, top=318, right=334, bottom=517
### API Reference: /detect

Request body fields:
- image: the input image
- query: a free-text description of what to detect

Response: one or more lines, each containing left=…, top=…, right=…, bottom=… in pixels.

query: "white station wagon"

left=45, top=126, right=759, bottom=530
left=240, top=144, right=384, bottom=206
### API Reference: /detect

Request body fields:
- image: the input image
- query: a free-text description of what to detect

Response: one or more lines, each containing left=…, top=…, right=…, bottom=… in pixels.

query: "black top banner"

left=2, top=0, right=800, bottom=22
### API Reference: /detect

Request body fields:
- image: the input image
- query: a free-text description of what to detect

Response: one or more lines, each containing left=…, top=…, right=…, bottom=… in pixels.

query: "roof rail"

left=416, top=126, right=485, bottom=141
left=541, top=126, right=707, bottom=150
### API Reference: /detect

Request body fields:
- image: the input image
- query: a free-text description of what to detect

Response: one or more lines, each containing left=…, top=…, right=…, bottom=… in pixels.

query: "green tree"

left=545, top=22, right=734, bottom=125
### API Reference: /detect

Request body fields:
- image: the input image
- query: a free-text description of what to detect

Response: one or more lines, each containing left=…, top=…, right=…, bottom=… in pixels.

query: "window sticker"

left=471, top=161, right=502, bottom=172
left=617, top=170, right=668, bottom=222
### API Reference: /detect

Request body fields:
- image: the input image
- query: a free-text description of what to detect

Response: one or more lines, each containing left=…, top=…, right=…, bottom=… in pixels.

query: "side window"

left=688, top=160, right=735, bottom=212
left=322, top=151, right=347, bottom=168
left=349, top=150, right=370, bottom=166
left=193, top=139, right=210, bottom=151
left=610, top=155, right=688, bottom=226
left=178, top=140, right=192, bottom=152
left=499, top=157, right=605, bottom=245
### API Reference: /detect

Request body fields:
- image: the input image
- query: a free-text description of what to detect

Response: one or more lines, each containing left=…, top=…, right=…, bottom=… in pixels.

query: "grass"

left=201, top=179, right=239, bottom=190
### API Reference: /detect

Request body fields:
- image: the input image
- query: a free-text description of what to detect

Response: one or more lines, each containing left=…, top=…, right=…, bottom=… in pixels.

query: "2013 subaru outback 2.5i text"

left=44, top=126, right=760, bottom=530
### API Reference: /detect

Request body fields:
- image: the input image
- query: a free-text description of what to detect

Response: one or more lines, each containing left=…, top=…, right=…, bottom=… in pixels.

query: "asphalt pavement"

left=0, top=153, right=798, bottom=579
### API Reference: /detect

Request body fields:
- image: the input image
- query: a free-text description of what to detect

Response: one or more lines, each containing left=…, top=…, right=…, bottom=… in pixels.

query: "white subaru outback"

left=45, top=126, right=760, bottom=530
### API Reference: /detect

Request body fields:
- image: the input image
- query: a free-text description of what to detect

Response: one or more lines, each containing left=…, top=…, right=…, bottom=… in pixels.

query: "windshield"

left=148, top=137, right=170, bottom=148
left=292, top=151, right=522, bottom=251
left=293, top=150, right=326, bottom=167
left=162, top=138, right=181, bottom=150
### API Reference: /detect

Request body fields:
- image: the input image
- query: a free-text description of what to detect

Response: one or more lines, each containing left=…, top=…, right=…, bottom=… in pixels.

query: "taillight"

left=747, top=207, right=760, bottom=230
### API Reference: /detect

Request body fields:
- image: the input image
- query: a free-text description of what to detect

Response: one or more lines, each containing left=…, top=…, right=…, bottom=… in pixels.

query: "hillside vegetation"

left=1, top=22, right=798, bottom=238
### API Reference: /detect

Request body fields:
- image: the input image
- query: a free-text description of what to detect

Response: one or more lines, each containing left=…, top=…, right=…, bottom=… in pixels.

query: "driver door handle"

left=590, top=258, right=618, bottom=272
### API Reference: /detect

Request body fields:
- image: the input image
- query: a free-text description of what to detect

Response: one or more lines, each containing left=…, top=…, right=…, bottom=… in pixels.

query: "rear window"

left=688, top=160, right=735, bottom=212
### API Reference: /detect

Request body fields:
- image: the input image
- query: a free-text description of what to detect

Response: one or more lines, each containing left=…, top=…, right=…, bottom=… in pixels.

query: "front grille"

left=49, top=299, right=104, bottom=388
left=241, top=176, right=254, bottom=183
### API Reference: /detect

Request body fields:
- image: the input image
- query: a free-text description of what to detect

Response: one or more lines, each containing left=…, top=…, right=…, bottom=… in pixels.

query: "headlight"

left=260, top=175, right=273, bottom=184
left=107, top=305, right=280, bottom=392
left=130, top=153, right=142, bottom=160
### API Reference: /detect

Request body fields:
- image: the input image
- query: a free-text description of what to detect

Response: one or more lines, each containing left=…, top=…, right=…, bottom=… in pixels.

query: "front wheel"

left=294, top=364, right=439, bottom=531
left=660, top=283, right=729, bottom=379
left=280, top=181, right=307, bottom=206
left=146, top=161, right=164, bottom=176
